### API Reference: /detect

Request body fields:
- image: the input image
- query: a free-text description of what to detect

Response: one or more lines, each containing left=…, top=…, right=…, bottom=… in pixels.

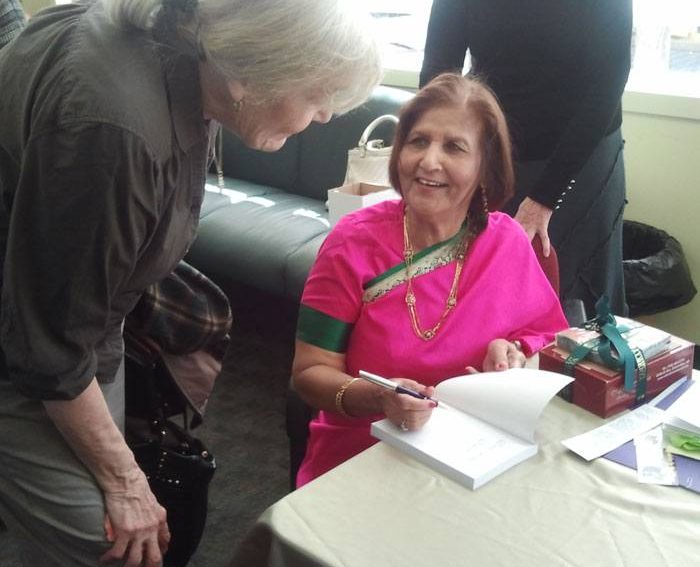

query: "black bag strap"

left=136, top=354, right=193, bottom=438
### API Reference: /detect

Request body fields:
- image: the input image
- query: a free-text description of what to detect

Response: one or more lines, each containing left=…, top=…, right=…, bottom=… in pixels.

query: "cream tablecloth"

left=230, top=375, right=700, bottom=567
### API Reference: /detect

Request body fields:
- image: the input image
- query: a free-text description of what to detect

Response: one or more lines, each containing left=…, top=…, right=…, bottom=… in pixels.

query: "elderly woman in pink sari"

left=292, top=73, right=568, bottom=488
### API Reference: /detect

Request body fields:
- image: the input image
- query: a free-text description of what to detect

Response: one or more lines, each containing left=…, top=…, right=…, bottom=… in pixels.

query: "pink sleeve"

left=514, top=302, right=568, bottom=356
left=484, top=215, right=568, bottom=355
left=300, top=221, right=366, bottom=324
left=509, top=248, right=569, bottom=355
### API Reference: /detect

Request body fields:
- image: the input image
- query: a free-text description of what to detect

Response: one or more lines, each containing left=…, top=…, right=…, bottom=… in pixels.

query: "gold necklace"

left=403, top=212, right=470, bottom=341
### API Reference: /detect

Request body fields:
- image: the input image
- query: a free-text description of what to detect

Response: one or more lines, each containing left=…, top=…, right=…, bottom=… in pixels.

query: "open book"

left=370, top=368, right=572, bottom=490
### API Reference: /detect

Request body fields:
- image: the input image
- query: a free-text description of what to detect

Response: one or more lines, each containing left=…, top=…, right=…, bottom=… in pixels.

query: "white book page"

left=664, top=380, right=700, bottom=434
left=414, top=406, right=532, bottom=470
left=434, top=368, right=572, bottom=442
left=561, top=404, right=667, bottom=461
left=372, top=405, right=537, bottom=489
left=634, top=426, right=678, bottom=485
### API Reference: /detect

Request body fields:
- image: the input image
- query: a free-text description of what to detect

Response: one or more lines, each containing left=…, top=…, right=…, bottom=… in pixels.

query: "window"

left=630, top=0, right=700, bottom=97
left=362, top=0, right=700, bottom=99
left=360, top=0, right=432, bottom=73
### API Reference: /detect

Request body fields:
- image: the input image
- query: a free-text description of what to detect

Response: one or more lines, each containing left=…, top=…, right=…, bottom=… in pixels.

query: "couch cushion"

left=219, top=131, right=300, bottom=192
left=199, top=175, right=285, bottom=218
left=187, top=190, right=330, bottom=298
left=283, top=232, right=327, bottom=301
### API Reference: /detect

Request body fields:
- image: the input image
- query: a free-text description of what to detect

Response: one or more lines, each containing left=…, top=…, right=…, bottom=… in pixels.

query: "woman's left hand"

left=466, top=339, right=526, bottom=373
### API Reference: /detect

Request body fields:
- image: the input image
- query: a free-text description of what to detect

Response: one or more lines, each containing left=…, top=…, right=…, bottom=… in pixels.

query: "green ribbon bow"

left=563, top=296, right=648, bottom=403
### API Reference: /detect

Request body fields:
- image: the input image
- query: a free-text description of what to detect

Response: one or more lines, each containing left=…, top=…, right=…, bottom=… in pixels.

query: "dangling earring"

left=232, top=98, right=244, bottom=112
left=480, top=186, right=489, bottom=214
left=214, top=126, right=224, bottom=191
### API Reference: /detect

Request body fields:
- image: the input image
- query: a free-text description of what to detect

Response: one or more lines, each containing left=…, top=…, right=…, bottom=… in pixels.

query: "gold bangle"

left=335, top=377, right=360, bottom=417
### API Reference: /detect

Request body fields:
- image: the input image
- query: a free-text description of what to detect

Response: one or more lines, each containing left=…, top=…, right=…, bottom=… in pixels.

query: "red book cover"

left=539, top=337, right=694, bottom=418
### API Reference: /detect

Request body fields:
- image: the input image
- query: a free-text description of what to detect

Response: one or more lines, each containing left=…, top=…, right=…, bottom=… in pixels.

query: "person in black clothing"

left=421, top=0, right=633, bottom=316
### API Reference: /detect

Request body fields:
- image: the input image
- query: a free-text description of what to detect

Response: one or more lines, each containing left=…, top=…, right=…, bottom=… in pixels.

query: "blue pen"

left=358, top=370, right=439, bottom=405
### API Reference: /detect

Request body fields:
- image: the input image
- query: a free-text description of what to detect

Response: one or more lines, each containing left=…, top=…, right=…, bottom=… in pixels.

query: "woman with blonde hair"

left=0, top=0, right=380, bottom=564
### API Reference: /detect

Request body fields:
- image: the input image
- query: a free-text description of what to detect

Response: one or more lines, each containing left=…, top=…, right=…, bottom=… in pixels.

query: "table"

left=230, top=373, right=700, bottom=567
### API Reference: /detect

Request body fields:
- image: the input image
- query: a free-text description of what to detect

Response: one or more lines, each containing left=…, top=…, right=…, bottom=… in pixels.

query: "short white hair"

left=104, top=0, right=382, bottom=114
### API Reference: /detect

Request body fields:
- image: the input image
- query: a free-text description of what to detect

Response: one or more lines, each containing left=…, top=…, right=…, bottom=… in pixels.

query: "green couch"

left=185, top=86, right=413, bottom=303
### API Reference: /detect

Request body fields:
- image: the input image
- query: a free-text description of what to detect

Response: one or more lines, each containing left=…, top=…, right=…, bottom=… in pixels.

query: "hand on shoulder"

left=514, top=197, right=553, bottom=256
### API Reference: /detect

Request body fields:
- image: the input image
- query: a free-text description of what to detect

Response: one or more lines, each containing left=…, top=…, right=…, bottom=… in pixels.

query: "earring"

left=232, top=99, right=244, bottom=112
left=481, top=186, right=489, bottom=214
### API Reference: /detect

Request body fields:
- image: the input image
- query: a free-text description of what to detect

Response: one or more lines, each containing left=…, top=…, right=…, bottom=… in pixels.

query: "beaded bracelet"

left=335, top=377, right=360, bottom=417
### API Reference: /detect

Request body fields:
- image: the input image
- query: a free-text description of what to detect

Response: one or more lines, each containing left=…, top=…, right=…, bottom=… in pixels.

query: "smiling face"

left=398, top=103, right=484, bottom=236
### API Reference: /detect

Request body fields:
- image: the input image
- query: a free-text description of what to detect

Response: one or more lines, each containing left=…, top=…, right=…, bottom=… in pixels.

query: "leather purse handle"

left=357, top=114, right=399, bottom=148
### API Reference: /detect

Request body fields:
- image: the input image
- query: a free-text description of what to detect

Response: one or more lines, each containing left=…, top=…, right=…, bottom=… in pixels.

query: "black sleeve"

left=0, top=123, right=161, bottom=400
left=419, top=0, right=471, bottom=87
left=531, top=0, right=633, bottom=208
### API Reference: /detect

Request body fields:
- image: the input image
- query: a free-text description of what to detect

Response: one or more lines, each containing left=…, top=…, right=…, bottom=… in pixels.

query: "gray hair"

left=103, top=0, right=382, bottom=114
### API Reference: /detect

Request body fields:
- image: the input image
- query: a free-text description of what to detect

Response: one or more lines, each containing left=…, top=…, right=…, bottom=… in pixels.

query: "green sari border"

left=363, top=232, right=462, bottom=291
left=362, top=226, right=469, bottom=304
left=296, top=304, right=353, bottom=353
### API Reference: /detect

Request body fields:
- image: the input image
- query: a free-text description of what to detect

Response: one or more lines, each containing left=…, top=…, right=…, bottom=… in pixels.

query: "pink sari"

left=296, top=201, right=567, bottom=487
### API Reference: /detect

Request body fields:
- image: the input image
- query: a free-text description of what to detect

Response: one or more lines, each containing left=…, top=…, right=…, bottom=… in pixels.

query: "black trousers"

left=505, top=129, right=628, bottom=317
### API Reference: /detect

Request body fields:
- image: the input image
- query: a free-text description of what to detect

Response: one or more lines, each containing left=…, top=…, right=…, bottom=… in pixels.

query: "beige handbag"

left=343, top=114, right=399, bottom=187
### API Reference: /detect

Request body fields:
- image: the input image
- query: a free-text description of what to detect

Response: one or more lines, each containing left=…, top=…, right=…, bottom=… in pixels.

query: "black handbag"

left=124, top=260, right=228, bottom=566
left=125, top=358, right=216, bottom=567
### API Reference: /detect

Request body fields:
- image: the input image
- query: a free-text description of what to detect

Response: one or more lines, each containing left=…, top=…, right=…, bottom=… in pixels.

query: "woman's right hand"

left=100, top=467, right=170, bottom=567
left=514, top=197, right=553, bottom=256
left=43, top=379, right=170, bottom=566
left=379, top=378, right=437, bottom=432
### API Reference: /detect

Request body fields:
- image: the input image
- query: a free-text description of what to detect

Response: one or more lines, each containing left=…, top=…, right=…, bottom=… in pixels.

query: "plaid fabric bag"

left=127, top=260, right=231, bottom=357
left=125, top=260, right=232, bottom=420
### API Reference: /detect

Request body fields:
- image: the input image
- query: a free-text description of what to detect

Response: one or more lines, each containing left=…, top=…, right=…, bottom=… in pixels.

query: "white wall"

left=621, top=91, right=700, bottom=343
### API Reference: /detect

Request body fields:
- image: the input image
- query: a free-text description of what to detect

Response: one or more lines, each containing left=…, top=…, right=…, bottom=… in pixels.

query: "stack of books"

left=539, top=317, right=694, bottom=417
left=555, top=317, right=672, bottom=365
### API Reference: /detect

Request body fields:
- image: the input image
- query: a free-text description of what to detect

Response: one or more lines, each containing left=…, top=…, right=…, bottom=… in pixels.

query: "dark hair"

left=388, top=73, right=514, bottom=234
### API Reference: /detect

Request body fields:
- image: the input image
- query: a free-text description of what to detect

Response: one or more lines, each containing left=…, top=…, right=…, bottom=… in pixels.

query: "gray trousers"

left=0, top=364, right=125, bottom=566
